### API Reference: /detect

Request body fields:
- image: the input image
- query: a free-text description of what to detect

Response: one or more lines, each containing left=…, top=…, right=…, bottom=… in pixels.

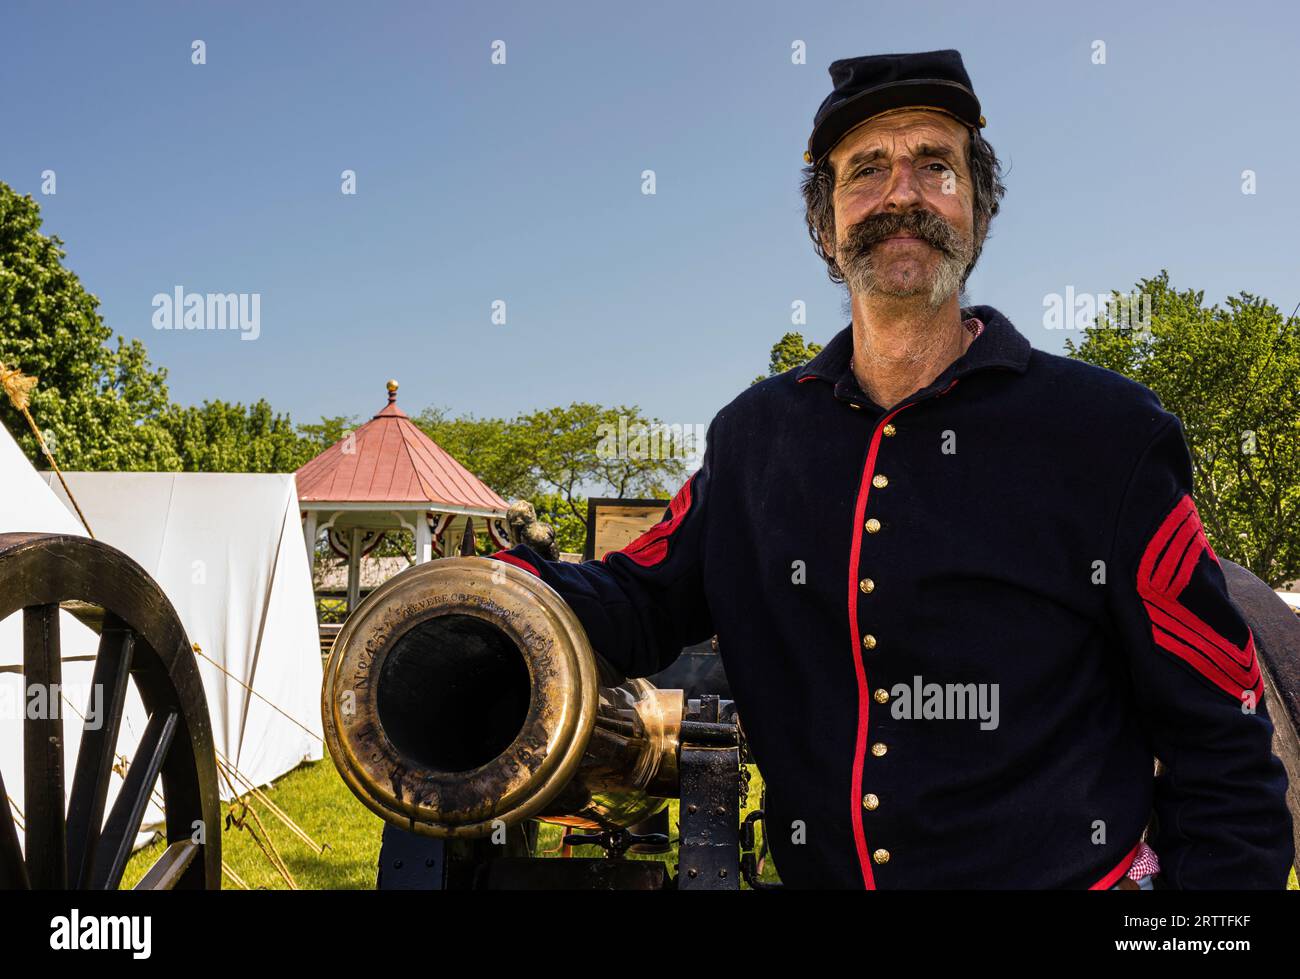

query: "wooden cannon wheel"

left=0, top=532, right=220, bottom=889
left=1221, top=560, right=1300, bottom=876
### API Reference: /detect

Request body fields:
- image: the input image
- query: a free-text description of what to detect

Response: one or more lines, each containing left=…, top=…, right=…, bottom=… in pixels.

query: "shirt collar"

left=795, top=304, right=1033, bottom=405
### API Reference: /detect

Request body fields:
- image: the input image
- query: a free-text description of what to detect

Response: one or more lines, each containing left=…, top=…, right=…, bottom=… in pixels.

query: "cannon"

left=321, top=557, right=753, bottom=888
left=321, top=556, right=755, bottom=889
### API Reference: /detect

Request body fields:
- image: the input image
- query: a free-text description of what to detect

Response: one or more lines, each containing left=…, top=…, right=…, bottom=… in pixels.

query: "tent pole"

left=303, top=511, right=317, bottom=563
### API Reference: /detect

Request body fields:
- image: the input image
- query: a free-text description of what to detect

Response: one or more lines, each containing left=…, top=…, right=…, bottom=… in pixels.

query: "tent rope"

left=0, top=359, right=94, bottom=538
left=191, top=644, right=324, bottom=745
left=59, top=685, right=324, bottom=880
left=6, top=795, right=24, bottom=831
left=216, top=759, right=299, bottom=889
left=221, top=859, right=251, bottom=890
left=214, top=746, right=324, bottom=854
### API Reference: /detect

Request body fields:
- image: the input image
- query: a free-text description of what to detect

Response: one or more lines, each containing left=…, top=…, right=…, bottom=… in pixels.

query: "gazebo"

left=295, top=380, right=512, bottom=611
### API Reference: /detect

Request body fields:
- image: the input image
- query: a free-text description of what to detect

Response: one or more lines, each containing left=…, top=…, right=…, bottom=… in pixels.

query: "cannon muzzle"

left=322, top=557, right=682, bottom=838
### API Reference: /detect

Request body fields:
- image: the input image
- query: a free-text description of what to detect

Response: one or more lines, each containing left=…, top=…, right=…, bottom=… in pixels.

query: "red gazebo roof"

left=295, top=381, right=509, bottom=511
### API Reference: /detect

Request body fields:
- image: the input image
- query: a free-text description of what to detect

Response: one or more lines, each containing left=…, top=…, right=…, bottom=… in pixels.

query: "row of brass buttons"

left=863, top=421, right=897, bottom=868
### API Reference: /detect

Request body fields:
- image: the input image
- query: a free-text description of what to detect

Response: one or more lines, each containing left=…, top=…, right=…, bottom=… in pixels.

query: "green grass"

left=122, top=758, right=1297, bottom=890
left=122, top=757, right=386, bottom=889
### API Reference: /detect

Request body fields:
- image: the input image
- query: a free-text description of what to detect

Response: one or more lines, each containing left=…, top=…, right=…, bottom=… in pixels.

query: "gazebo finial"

left=386, top=378, right=399, bottom=404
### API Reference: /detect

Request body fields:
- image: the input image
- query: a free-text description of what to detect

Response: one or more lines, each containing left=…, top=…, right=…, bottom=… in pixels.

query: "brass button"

left=870, top=742, right=888, bottom=757
left=872, top=474, right=888, bottom=489
left=861, top=634, right=877, bottom=650
left=864, top=518, right=881, bottom=534
left=859, top=577, right=875, bottom=594
left=862, top=793, right=880, bottom=811
left=872, top=848, right=891, bottom=865
left=882, top=423, right=896, bottom=437
left=873, top=688, right=889, bottom=704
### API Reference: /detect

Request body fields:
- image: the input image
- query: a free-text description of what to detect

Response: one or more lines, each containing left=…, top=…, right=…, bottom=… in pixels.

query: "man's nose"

left=881, top=160, right=923, bottom=211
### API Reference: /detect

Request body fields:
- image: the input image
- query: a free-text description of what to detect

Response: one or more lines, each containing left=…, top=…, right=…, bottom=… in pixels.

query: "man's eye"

left=924, top=163, right=949, bottom=172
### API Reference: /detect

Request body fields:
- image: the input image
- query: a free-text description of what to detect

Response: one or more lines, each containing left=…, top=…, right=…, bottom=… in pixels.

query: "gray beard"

left=842, top=248, right=968, bottom=309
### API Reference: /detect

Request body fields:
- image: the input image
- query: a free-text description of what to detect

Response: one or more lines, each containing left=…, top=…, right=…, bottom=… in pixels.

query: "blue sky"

left=3, top=0, right=1297, bottom=434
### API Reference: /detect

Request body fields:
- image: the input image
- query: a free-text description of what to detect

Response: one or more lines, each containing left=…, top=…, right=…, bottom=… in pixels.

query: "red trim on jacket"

left=606, top=473, right=697, bottom=568
left=1136, top=494, right=1261, bottom=700
left=846, top=403, right=913, bottom=890
left=489, top=552, right=540, bottom=577
left=844, top=378, right=962, bottom=889
left=1088, top=840, right=1143, bottom=890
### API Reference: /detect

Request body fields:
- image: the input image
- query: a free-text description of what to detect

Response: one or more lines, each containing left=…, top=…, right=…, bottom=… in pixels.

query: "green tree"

left=1068, top=271, right=1300, bottom=587
left=297, top=414, right=359, bottom=456
left=532, top=491, right=589, bottom=554
left=162, top=399, right=317, bottom=472
left=517, top=403, right=687, bottom=522
left=0, top=181, right=178, bottom=469
left=414, top=403, right=690, bottom=526
left=753, top=331, right=823, bottom=384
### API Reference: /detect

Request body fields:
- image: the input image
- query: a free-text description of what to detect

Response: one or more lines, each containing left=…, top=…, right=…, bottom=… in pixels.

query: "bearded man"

left=492, top=50, right=1294, bottom=889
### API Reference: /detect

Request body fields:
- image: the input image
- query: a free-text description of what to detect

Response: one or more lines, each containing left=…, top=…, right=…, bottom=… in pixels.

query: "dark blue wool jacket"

left=492, top=305, right=1294, bottom=889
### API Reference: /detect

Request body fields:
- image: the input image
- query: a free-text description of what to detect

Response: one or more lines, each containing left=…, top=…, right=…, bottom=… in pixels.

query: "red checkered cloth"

left=1127, top=841, right=1161, bottom=880
left=964, top=315, right=985, bottom=339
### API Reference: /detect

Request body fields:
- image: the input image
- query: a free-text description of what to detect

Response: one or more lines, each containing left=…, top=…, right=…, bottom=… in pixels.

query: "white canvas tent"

left=1, top=420, right=323, bottom=854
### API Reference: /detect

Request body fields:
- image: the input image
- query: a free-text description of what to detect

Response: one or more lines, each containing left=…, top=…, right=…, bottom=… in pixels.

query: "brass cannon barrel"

left=321, top=557, right=683, bottom=838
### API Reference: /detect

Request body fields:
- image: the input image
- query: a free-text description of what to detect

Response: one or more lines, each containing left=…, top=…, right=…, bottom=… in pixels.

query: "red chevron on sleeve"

left=489, top=552, right=540, bottom=577
left=606, top=473, right=697, bottom=569
left=1136, top=493, right=1262, bottom=701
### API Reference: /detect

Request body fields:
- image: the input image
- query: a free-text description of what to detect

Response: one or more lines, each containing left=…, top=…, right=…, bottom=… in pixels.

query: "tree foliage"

left=0, top=181, right=177, bottom=468
left=753, top=331, right=823, bottom=384
left=162, top=399, right=318, bottom=472
left=414, top=402, right=688, bottom=525
left=1068, top=271, right=1300, bottom=587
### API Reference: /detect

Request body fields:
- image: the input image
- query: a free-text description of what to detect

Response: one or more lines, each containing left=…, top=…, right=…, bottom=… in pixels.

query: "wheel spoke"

left=0, top=767, right=31, bottom=889
left=133, top=840, right=199, bottom=890
left=91, top=709, right=177, bottom=890
left=66, top=617, right=135, bottom=888
left=23, top=603, right=65, bottom=889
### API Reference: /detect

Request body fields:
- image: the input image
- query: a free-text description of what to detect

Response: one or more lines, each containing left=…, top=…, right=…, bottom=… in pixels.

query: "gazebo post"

left=415, top=512, right=432, bottom=564
left=347, top=527, right=363, bottom=612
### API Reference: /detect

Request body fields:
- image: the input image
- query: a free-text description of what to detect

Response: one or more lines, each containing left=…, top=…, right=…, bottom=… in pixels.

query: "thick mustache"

left=844, top=211, right=957, bottom=257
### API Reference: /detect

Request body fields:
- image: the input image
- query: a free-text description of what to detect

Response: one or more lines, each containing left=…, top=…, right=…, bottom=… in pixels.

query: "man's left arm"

left=1106, top=414, right=1294, bottom=889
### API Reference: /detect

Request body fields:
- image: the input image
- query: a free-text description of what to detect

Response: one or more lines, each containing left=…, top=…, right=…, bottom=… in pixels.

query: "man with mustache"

left=492, top=50, right=1294, bottom=889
